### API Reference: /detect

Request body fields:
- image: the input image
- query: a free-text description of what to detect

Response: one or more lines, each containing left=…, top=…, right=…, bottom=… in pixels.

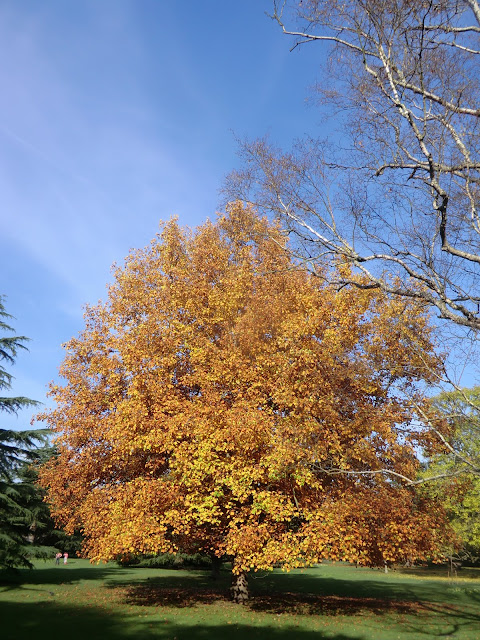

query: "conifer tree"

left=0, top=297, right=45, bottom=569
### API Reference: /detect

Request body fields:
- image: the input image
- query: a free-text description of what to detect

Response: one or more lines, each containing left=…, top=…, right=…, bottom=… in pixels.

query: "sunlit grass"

left=1, top=559, right=479, bottom=639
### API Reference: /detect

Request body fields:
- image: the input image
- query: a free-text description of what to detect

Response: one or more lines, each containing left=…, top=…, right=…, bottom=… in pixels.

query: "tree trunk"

left=210, top=554, right=223, bottom=580
left=230, top=570, right=249, bottom=603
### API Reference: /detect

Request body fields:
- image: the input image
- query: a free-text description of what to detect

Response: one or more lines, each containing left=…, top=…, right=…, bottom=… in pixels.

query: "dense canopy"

left=40, top=203, right=450, bottom=577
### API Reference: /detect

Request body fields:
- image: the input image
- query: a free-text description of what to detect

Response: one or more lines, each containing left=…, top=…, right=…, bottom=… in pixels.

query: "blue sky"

left=1, top=1, right=328, bottom=429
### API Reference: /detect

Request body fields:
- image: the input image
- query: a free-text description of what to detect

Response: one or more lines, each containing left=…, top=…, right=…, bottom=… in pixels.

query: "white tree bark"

left=228, top=1, right=480, bottom=332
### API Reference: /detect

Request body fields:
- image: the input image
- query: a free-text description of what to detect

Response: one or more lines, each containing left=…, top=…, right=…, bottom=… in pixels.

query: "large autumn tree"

left=40, top=203, right=451, bottom=600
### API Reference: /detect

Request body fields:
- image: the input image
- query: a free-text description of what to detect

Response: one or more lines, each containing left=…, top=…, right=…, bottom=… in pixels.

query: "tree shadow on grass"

left=0, top=564, right=123, bottom=590
left=0, top=600, right=125, bottom=640
left=116, top=568, right=480, bottom=608
left=123, top=579, right=420, bottom=616
left=122, top=579, right=228, bottom=607
left=117, top=572, right=480, bottom=638
left=387, top=600, right=480, bottom=638
left=251, top=570, right=480, bottom=609
left=0, top=600, right=363, bottom=640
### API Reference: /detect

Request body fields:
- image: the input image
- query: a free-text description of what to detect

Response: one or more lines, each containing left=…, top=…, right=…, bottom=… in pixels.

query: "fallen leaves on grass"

left=121, top=582, right=432, bottom=617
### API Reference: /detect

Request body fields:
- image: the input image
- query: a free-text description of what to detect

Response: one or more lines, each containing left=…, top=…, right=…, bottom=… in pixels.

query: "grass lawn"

left=1, top=560, right=479, bottom=639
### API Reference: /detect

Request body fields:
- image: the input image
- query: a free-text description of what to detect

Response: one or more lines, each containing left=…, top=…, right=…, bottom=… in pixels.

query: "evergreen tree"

left=15, top=445, right=83, bottom=558
left=0, top=297, right=46, bottom=569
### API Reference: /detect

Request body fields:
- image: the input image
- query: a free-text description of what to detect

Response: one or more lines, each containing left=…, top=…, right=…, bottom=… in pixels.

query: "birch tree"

left=227, top=0, right=480, bottom=332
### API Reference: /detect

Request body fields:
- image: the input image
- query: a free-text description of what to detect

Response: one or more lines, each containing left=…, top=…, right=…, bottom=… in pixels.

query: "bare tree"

left=226, top=0, right=480, bottom=333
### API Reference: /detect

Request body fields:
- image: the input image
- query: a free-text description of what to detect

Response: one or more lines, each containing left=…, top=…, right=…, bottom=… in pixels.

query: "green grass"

left=1, top=560, right=479, bottom=639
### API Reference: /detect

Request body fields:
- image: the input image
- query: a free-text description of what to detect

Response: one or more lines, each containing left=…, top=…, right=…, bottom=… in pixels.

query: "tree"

left=40, top=204, right=451, bottom=600
left=15, top=444, right=83, bottom=558
left=422, top=387, right=480, bottom=561
left=225, top=0, right=480, bottom=481
left=226, top=0, right=480, bottom=332
left=0, top=297, right=46, bottom=569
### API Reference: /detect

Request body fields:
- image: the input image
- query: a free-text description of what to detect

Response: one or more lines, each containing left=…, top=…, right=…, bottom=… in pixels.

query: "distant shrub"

left=117, top=552, right=213, bottom=569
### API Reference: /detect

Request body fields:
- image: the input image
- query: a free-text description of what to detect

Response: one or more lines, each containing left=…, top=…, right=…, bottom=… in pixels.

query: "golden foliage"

left=39, top=203, right=450, bottom=570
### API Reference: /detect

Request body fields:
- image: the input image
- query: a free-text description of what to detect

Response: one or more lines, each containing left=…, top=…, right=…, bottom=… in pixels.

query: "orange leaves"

left=39, top=202, right=450, bottom=573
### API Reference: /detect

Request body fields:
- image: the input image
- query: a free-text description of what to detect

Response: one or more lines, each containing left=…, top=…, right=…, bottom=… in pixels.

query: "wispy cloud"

left=0, top=0, right=324, bottom=424
left=0, top=2, right=224, bottom=306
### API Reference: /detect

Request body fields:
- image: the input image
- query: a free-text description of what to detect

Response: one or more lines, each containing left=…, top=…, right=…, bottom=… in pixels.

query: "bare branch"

left=228, top=1, right=480, bottom=334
